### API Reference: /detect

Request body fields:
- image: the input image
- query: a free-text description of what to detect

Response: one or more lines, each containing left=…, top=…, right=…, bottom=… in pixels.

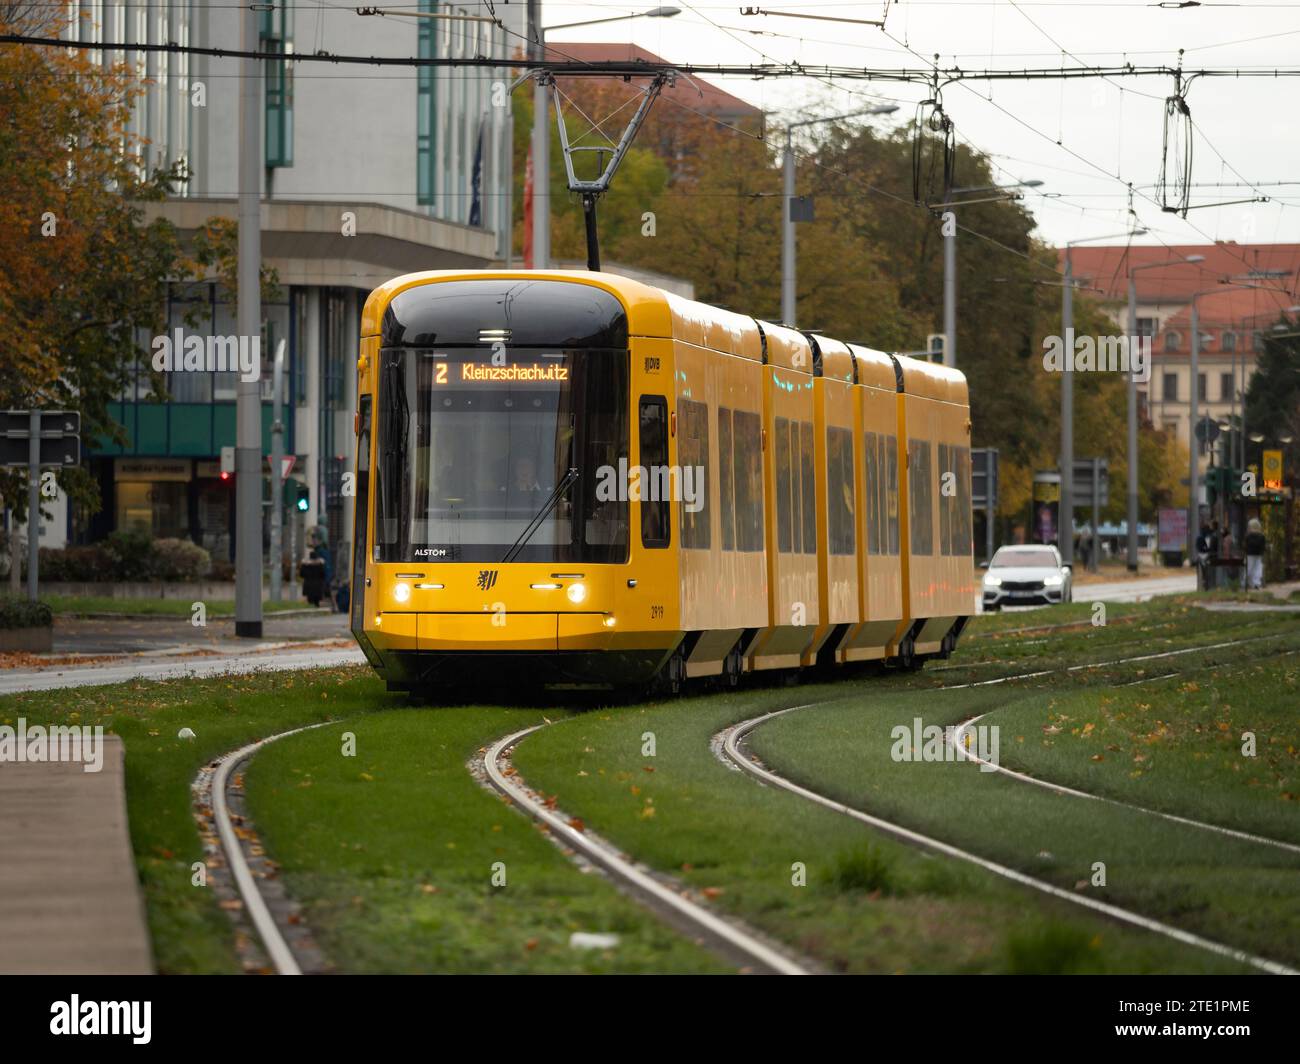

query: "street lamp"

left=936, top=180, right=1042, bottom=368
left=780, top=104, right=899, bottom=326
left=1060, top=229, right=1147, bottom=566
left=1126, top=253, right=1204, bottom=570
left=530, top=4, right=682, bottom=270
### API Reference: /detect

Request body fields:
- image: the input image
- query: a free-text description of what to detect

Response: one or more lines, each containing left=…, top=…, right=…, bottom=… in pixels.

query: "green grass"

left=512, top=681, right=1245, bottom=973
left=936, top=596, right=1300, bottom=687
left=243, top=709, right=726, bottom=973
left=8, top=592, right=1292, bottom=974
left=45, top=595, right=314, bottom=617
left=747, top=648, right=1300, bottom=968
left=989, top=655, right=1300, bottom=844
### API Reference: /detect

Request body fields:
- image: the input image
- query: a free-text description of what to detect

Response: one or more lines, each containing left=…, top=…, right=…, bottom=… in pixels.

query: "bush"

left=102, top=529, right=157, bottom=581
left=38, top=534, right=215, bottom=583
left=38, top=544, right=109, bottom=582
left=153, top=538, right=211, bottom=581
left=0, top=597, right=53, bottom=630
left=210, top=558, right=235, bottom=581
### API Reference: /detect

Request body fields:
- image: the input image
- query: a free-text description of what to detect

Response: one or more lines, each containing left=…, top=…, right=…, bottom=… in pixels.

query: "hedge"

left=0, top=597, right=53, bottom=630
left=36, top=530, right=213, bottom=583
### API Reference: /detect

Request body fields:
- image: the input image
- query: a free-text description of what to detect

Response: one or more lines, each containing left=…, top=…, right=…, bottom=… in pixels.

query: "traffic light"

left=280, top=478, right=310, bottom=512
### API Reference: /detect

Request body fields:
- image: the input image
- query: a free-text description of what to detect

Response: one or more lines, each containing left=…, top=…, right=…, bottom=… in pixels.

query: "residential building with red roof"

left=1057, top=241, right=1300, bottom=474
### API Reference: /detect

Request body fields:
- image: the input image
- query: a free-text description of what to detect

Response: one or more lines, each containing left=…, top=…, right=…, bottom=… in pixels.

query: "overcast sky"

left=538, top=0, right=1300, bottom=250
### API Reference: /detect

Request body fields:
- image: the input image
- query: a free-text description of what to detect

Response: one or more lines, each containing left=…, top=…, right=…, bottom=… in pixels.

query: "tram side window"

left=863, top=432, right=879, bottom=555
left=733, top=410, right=763, bottom=551
left=776, top=416, right=793, bottom=552
left=909, top=439, right=934, bottom=555
left=827, top=426, right=855, bottom=555
left=718, top=407, right=735, bottom=551
left=957, top=445, right=972, bottom=556
left=886, top=435, right=900, bottom=555
left=639, top=396, right=669, bottom=548
left=799, top=420, right=816, bottom=554
left=939, top=442, right=953, bottom=556
left=679, top=398, right=710, bottom=549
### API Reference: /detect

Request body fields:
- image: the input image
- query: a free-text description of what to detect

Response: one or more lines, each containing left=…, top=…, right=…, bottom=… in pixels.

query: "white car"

left=981, top=545, right=1073, bottom=611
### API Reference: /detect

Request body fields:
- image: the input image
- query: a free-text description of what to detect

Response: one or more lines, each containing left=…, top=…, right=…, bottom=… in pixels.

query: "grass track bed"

left=749, top=655, right=1300, bottom=968
left=243, top=707, right=727, bottom=973
left=513, top=683, right=1245, bottom=973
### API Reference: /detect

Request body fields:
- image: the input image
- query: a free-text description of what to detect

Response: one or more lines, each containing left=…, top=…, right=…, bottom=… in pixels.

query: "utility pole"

left=938, top=182, right=1041, bottom=367
left=528, top=0, right=549, bottom=271
left=781, top=132, right=795, bottom=324
left=1062, top=229, right=1145, bottom=566
left=1188, top=297, right=1201, bottom=563
left=780, top=104, right=897, bottom=327
left=235, top=1, right=263, bottom=637
left=943, top=218, right=956, bottom=367
left=1127, top=254, right=1203, bottom=571
left=27, top=411, right=38, bottom=602
left=269, top=339, right=286, bottom=602
left=1126, top=276, right=1140, bottom=571
left=1061, top=250, right=1074, bottom=566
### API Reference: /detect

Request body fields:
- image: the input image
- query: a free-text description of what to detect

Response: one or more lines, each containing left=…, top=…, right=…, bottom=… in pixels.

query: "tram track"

left=194, top=622, right=1296, bottom=975
left=479, top=724, right=812, bottom=975
left=194, top=721, right=337, bottom=976
left=712, top=633, right=1300, bottom=975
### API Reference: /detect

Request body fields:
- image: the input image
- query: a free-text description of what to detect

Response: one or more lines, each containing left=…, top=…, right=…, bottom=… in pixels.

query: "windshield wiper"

left=501, top=467, right=579, bottom=564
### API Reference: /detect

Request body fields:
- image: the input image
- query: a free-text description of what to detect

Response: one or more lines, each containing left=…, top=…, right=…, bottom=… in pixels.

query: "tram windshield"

left=374, top=347, right=629, bottom=564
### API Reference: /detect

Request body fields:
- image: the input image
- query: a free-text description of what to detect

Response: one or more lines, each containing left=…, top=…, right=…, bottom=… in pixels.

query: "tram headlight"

left=393, top=581, right=411, bottom=604
left=566, top=582, right=587, bottom=604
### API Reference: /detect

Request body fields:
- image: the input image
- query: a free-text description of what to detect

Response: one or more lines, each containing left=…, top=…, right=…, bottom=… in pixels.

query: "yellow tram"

left=349, top=270, right=975, bottom=693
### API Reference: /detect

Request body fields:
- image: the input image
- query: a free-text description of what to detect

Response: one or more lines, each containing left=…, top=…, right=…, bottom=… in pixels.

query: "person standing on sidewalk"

left=1195, top=523, right=1213, bottom=591
left=1244, top=518, right=1267, bottom=590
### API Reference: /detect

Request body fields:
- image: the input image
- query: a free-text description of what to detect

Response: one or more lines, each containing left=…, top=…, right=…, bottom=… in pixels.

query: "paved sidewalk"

left=0, top=736, right=153, bottom=973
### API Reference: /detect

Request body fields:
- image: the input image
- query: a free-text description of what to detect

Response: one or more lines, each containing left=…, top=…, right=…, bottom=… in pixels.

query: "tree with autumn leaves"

left=0, top=8, right=270, bottom=558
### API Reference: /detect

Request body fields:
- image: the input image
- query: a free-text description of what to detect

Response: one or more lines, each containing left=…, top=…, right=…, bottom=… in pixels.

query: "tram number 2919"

left=650, top=604, right=664, bottom=621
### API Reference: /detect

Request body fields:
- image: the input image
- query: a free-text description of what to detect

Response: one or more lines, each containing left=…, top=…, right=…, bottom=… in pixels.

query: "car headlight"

left=1043, top=574, right=1063, bottom=587
left=984, top=575, right=1002, bottom=587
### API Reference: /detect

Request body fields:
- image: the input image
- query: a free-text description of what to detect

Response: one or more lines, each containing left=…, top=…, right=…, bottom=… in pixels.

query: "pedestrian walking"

left=1218, top=523, right=1235, bottom=590
left=1195, top=523, right=1213, bottom=591
left=1244, top=518, right=1267, bottom=590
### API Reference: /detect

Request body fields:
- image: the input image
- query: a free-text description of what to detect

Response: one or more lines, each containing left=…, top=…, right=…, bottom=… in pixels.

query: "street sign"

left=1, top=410, right=82, bottom=469
left=971, top=448, right=999, bottom=510
left=1071, top=457, right=1109, bottom=507
left=789, top=196, right=815, bottom=223
left=3, top=410, right=84, bottom=604
left=281, top=455, right=296, bottom=480
left=971, top=448, right=999, bottom=560
left=1263, top=449, right=1283, bottom=490
left=0, top=435, right=80, bottom=467
left=0, top=410, right=80, bottom=438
